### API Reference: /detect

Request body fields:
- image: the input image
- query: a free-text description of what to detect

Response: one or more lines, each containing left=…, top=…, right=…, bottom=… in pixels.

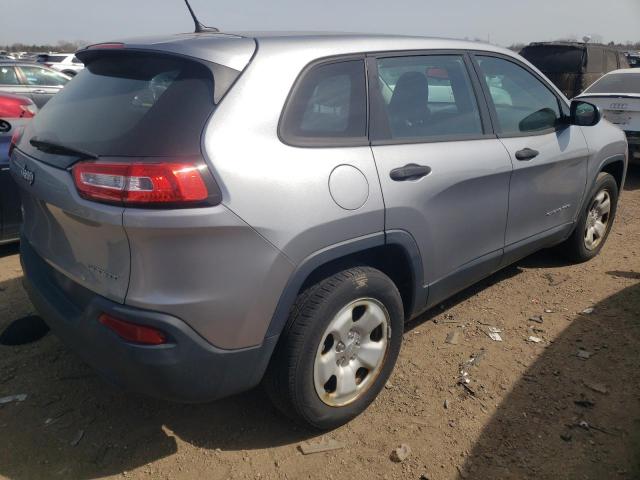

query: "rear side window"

left=372, top=55, right=483, bottom=140
left=280, top=60, right=367, bottom=147
left=47, top=55, right=69, bottom=63
left=0, top=66, right=19, bottom=85
left=25, top=53, right=235, bottom=157
left=476, top=56, right=561, bottom=135
left=18, top=66, right=68, bottom=86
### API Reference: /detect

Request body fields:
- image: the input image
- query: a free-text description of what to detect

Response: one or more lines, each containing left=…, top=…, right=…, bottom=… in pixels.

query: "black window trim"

left=366, top=49, right=496, bottom=147
left=467, top=51, right=571, bottom=139
left=278, top=54, right=370, bottom=148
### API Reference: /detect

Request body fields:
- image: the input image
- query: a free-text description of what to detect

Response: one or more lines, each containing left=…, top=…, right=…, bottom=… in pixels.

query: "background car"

left=0, top=92, right=35, bottom=243
left=625, top=51, right=640, bottom=68
left=520, top=42, right=629, bottom=98
left=0, top=62, right=70, bottom=108
left=36, top=53, right=84, bottom=76
left=577, top=68, right=640, bottom=164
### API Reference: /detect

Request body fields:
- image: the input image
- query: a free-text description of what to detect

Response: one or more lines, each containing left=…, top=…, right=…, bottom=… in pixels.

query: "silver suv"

left=10, top=32, right=628, bottom=429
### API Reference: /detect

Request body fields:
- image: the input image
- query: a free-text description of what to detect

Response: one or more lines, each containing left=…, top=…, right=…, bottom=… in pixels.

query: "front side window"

left=280, top=60, right=367, bottom=146
left=476, top=56, right=561, bottom=135
left=373, top=55, right=483, bottom=140
left=18, top=66, right=69, bottom=86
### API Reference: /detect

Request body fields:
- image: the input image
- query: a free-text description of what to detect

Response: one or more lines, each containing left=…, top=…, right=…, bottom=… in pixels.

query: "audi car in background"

left=577, top=68, right=640, bottom=164
left=0, top=92, right=36, bottom=243
left=0, top=63, right=70, bottom=108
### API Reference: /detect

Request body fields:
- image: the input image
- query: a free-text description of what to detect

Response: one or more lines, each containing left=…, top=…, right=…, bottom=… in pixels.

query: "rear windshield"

left=585, top=73, right=640, bottom=94
left=25, top=53, right=234, bottom=157
left=520, top=46, right=585, bottom=73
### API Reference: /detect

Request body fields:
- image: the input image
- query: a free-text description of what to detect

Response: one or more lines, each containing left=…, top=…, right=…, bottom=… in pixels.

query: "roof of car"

left=0, top=61, right=42, bottom=67
left=605, top=68, right=640, bottom=75
left=96, top=31, right=515, bottom=71
left=122, top=30, right=511, bottom=52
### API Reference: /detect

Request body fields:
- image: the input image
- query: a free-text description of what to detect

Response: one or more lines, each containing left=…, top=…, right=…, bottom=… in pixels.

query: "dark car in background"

left=0, top=92, right=36, bottom=243
left=0, top=63, right=70, bottom=108
left=625, top=51, right=640, bottom=69
left=520, top=42, right=629, bottom=98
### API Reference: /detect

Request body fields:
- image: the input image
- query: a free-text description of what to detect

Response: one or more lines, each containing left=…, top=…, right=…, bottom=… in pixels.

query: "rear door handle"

left=390, top=164, right=431, bottom=181
left=515, top=148, right=539, bottom=161
left=32, top=89, right=47, bottom=94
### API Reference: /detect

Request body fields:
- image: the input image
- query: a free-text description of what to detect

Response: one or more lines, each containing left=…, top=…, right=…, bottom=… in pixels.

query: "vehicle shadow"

left=624, top=164, right=640, bottom=192
left=0, top=242, right=19, bottom=259
left=457, top=282, right=640, bottom=479
left=0, top=247, right=636, bottom=478
left=0, top=273, right=314, bottom=480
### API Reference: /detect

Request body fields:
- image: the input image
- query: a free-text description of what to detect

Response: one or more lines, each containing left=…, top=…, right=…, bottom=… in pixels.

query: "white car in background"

left=577, top=68, right=640, bottom=164
left=36, top=53, right=84, bottom=77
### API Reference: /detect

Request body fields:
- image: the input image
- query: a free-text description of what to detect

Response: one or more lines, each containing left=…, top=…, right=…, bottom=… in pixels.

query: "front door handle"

left=515, top=148, right=539, bottom=161
left=390, top=164, right=431, bottom=181
left=32, top=89, right=47, bottom=94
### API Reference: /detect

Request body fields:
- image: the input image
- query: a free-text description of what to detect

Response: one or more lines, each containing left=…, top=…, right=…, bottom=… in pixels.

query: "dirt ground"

left=0, top=168, right=639, bottom=480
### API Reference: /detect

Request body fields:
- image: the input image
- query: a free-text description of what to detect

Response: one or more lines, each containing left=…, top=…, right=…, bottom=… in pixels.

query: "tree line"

left=1, top=41, right=87, bottom=53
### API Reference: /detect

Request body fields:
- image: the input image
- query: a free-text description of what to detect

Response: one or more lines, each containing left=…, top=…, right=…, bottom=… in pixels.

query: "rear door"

left=471, top=53, right=588, bottom=252
left=15, top=65, right=68, bottom=107
left=369, top=52, right=512, bottom=306
left=0, top=65, right=31, bottom=98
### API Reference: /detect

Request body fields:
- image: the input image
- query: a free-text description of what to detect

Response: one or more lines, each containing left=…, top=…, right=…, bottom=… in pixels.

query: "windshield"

left=520, top=45, right=585, bottom=74
left=24, top=53, right=225, bottom=157
left=585, top=73, right=640, bottom=94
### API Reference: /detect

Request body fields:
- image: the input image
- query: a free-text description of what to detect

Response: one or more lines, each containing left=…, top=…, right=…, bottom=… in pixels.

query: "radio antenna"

left=183, top=0, right=219, bottom=33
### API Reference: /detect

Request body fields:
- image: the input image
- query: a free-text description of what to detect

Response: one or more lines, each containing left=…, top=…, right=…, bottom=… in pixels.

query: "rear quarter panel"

left=202, top=42, right=385, bottom=265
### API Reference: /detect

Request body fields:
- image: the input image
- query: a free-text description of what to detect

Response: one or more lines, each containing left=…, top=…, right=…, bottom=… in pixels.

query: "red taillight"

left=87, top=42, right=125, bottom=50
left=99, top=313, right=167, bottom=345
left=72, top=161, right=211, bottom=206
left=8, top=126, right=24, bottom=158
left=0, top=94, right=37, bottom=118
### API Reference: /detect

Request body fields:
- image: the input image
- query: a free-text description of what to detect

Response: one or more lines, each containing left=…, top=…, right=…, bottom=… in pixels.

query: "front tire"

left=562, top=172, right=618, bottom=262
left=264, top=266, right=404, bottom=430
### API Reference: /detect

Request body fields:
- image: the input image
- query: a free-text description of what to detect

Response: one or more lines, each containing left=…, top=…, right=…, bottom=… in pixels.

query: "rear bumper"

left=20, top=238, right=278, bottom=403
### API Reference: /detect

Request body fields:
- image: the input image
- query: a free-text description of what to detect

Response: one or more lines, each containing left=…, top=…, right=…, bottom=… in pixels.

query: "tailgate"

left=10, top=148, right=130, bottom=303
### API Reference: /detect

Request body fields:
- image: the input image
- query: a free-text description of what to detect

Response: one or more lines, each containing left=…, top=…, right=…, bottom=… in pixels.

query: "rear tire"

left=561, top=172, right=618, bottom=262
left=263, top=266, right=404, bottom=430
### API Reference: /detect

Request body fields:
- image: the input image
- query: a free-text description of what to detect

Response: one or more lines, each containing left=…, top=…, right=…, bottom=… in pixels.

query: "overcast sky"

left=2, top=0, right=639, bottom=47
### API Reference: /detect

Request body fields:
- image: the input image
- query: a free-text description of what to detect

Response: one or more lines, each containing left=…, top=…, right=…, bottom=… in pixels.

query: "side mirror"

left=570, top=100, right=601, bottom=127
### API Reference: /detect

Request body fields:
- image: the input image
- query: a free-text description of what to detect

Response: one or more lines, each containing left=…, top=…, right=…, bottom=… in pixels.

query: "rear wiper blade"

left=30, top=137, right=98, bottom=160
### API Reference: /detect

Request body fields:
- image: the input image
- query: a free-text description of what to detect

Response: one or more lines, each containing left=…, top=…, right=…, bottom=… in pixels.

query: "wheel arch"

left=599, top=155, right=626, bottom=193
left=579, top=153, right=626, bottom=215
left=264, top=231, right=425, bottom=340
